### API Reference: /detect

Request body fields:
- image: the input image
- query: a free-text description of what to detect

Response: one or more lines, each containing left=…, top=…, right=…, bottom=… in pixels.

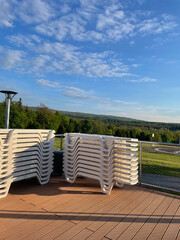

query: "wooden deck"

left=0, top=177, right=179, bottom=240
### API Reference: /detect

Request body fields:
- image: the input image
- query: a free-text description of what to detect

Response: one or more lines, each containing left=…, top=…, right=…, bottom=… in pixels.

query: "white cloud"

left=1, top=0, right=178, bottom=45
left=0, top=0, right=15, bottom=27
left=137, top=0, right=146, bottom=5
left=37, top=79, right=60, bottom=88
left=0, top=46, right=24, bottom=69
left=113, top=100, right=138, bottom=105
left=138, top=15, right=177, bottom=35
left=18, top=0, right=54, bottom=24
left=28, top=41, right=133, bottom=78
left=30, top=55, right=54, bottom=73
left=132, top=64, right=141, bottom=68
left=34, top=3, right=177, bottom=43
left=128, top=77, right=157, bottom=83
left=7, top=34, right=41, bottom=47
left=62, top=87, right=97, bottom=100
left=37, top=79, right=98, bottom=100
left=60, top=4, right=71, bottom=14
left=96, top=5, right=136, bottom=41
left=36, top=13, right=87, bottom=41
left=0, top=0, right=55, bottom=28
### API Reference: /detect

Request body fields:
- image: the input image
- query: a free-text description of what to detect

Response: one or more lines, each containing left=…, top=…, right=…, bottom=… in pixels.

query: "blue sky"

left=0, top=0, right=180, bottom=123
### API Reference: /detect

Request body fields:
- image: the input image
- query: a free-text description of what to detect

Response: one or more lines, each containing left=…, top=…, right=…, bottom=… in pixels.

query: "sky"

left=0, top=0, right=180, bottom=123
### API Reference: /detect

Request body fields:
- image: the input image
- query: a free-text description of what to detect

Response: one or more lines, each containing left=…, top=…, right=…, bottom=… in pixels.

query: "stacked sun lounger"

left=64, top=133, right=138, bottom=194
left=0, top=129, right=55, bottom=198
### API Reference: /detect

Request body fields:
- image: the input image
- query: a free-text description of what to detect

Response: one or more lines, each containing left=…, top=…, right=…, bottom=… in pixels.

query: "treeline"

left=0, top=101, right=180, bottom=143
left=60, top=111, right=180, bottom=132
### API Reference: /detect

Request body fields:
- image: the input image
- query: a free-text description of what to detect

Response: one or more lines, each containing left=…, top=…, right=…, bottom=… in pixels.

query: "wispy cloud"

left=37, top=79, right=60, bottom=88
left=18, top=0, right=54, bottom=24
left=0, top=0, right=55, bottom=27
left=132, top=64, right=141, bottom=68
left=113, top=100, right=138, bottom=105
left=0, top=46, right=24, bottom=69
left=12, top=41, right=133, bottom=78
left=0, top=0, right=15, bottom=27
left=35, top=4, right=177, bottom=43
left=7, top=34, right=41, bottom=47
left=0, top=0, right=178, bottom=45
left=62, top=87, right=97, bottom=100
left=37, top=79, right=98, bottom=100
left=2, top=38, right=157, bottom=82
left=127, top=77, right=157, bottom=83
left=138, top=14, right=177, bottom=35
left=137, top=0, right=146, bottom=5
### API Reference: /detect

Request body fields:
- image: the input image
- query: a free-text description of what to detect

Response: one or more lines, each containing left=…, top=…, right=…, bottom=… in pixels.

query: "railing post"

left=60, top=136, right=63, bottom=150
left=139, top=142, right=142, bottom=186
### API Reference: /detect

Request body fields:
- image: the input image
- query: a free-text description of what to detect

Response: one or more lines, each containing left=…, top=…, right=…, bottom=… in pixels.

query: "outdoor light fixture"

left=0, top=90, right=18, bottom=129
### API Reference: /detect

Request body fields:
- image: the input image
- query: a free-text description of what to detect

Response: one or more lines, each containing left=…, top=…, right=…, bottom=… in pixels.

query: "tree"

left=106, top=124, right=116, bottom=136
left=81, top=119, right=93, bottom=133
left=161, top=132, right=171, bottom=143
left=0, top=101, right=6, bottom=128
left=92, top=120, right=105, bottom=135
left=9, top=102, right=29, bottom=129
left=115, top=127, right=129, bottom=137
left=36, top=105, right=57, bottom=129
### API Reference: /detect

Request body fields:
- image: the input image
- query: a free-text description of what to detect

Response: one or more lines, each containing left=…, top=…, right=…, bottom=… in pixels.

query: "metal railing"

left=54, top=134, right=180, bottom=193
left=139, top=140, right=180, bottom=193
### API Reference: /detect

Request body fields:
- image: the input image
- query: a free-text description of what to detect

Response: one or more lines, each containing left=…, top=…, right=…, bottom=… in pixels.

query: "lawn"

left=141, top=149, right=180, bottom=178
left=54, top=137, right=64, bottom=150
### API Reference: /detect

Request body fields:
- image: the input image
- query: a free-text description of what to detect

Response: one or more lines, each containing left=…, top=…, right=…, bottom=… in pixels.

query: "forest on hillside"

left=0, top=100, right=180, bottom=143
left=59, top=111, right=180, bottom=132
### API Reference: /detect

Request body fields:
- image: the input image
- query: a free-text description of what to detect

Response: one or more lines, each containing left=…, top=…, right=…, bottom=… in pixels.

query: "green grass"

left=54, top=137, right=64, bottom=150
left=141, top=151, right=180, bottom=177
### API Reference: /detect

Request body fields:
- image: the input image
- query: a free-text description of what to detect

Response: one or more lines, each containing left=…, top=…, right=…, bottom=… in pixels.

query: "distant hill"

left=28, top=107, right=180, bottom=131
left=59, top=110, right=140, bottom=122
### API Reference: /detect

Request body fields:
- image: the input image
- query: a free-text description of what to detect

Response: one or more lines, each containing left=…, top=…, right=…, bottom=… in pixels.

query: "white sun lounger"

left=63, top=133, right=138, bottom=194
left=0, top=129, right=55, bottom=198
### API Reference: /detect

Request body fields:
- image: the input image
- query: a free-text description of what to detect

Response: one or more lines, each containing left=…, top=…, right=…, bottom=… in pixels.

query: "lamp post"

left=0, top=90, right=18, bottom=129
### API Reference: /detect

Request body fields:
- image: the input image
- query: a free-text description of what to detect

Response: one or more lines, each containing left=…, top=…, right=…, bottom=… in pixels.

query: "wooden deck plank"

left=175, top=229, right=180, bottom=240
left=70, top=229, right=94, bottom=240
left=33, top=186, right=92, bottom=208
left=5, top=181, right=110, bottom=239
left=20, top=219, right=76, bottom=240
left=116, top=194, right=173, bottom=240
left=42, top=181, right=111, bottom=214
left=36, top=221, right=76, bottom=240
left=86, top=187, right=142, bottom=232
left=0, top=177, right=179, bottom=240
left=56, top=188, right=148, bottom=240
left=102, top=190, right=158, bottom=240
left=71, top=187, right=131, bottom=224
left=147, top=197, right=180, bottom=240
left=11, top=181, right=93, bottom=208
left=0, top=199, right=48, bottom=233
left=50, top=189, right=135, bottom=240
left=161, top=203, right=180, bottom=240
left=0, top=212, right=55, bottom=239
left=48, top=188, right=130, bottom=240
left=85, top=188, right=153, bottom=240
left=4, top=215, right=61, bottom=240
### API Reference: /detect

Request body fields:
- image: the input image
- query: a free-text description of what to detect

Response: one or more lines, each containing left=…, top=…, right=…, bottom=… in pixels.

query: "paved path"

left=142, top=173, right=180, bottom=191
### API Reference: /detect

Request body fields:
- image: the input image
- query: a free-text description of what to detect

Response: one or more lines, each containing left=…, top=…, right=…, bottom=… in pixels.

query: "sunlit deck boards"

left=0, top=177, right=179, bottom=240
